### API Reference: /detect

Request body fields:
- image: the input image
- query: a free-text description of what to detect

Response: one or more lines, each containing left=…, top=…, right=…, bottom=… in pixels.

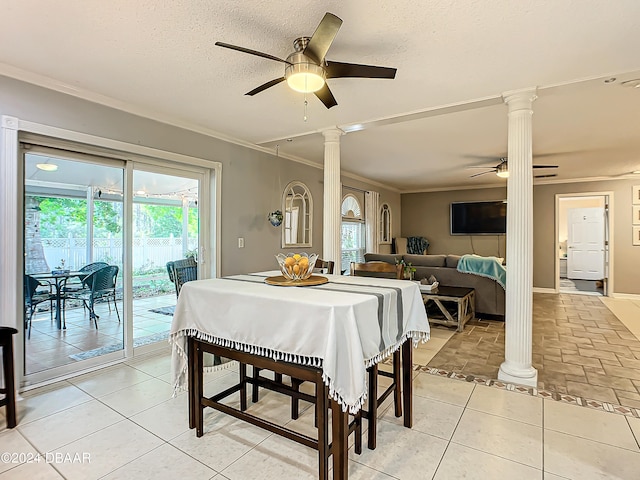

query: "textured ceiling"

left=1, top=0, right=640, bottom=191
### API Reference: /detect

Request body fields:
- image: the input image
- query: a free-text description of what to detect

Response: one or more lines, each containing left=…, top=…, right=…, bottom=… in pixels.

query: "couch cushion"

left=445, top=255, right=462, bottom=268
left=364, top=253, right=401, bottom=264
left=403, top=254, right=446, bottom=267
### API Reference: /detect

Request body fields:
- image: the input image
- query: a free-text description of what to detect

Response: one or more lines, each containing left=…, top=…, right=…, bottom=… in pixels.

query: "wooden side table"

left=421, top=286, right=475, bottom=332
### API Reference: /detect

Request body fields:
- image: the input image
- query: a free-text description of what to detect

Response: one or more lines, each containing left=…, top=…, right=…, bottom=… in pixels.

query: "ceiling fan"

left=468, top=158, right=558, bottom=179
left=215, top=12, right=397, bottom=109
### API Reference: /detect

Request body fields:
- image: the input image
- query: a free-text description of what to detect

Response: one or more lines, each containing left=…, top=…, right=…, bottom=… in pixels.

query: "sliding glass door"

left=22, top=146, right=207, bottom=384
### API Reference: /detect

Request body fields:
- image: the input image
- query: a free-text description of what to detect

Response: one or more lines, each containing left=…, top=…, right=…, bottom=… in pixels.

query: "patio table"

left=31, top=271, right=84, bottom=329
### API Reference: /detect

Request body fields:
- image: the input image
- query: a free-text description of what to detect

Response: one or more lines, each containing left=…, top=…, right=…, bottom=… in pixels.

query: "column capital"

left=502, top=88, right=538, bottom=112
left=322, top=128, right=345, bottom=142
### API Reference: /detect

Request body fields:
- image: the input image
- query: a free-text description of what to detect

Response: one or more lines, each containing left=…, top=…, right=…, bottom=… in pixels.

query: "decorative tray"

left=419, top=282, right=439, bottom=293
left=265, top=275, right=328, bottom=287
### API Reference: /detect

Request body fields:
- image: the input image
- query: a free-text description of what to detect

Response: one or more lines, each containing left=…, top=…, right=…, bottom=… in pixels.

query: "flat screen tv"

left=450, top=200, right=507, bottom=235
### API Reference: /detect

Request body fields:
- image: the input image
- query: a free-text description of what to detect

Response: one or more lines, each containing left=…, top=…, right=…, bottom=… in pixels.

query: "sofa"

left=363, top=253, right=505, bottom=319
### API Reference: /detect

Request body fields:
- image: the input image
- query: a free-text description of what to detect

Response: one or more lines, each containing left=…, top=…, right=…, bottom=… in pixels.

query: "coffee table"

left=421, top=286, right=475, bottom=332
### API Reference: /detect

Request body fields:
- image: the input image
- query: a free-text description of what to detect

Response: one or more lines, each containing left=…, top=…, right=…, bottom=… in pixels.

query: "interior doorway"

left=556, top=194, right=612, bottom=296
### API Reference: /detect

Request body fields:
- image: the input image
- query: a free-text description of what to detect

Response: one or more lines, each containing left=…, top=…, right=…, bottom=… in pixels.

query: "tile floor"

left=3, top=334, right=640, bottom=479
left=428, top=293, right=640, bottom=409
left=25, top=294, right=175, bottom=374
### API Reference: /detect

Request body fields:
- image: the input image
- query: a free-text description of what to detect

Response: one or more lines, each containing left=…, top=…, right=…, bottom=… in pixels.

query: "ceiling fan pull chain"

left=303, top=91, right=308, bottom=122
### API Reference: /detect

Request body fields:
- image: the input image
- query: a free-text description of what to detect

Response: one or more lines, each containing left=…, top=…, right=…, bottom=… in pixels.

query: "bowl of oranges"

left=275, top=253, right=318, bottom=281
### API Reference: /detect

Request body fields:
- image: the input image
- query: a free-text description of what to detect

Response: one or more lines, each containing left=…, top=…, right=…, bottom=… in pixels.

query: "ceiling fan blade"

left=326, top=61, right=397, bottom=79
left=215, top=42, right=291, bottom=65
left=303, top=12, right=343, bottom=64
left=314, top=84, right=338, bottom=109
left=467, top=166, right=497, bottom=169
left=469, top=170, right=494, bottom=178
left=535, top=174, right=558, bottom=178
left=245, top=77, right=286, bottom=96
left=532, top=165, right=559, bottom=169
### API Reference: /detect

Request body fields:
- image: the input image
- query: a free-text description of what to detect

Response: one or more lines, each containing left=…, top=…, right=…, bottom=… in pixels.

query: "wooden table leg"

left=316, top=383, right=329, bottom=480
left=188, top=336, right=195, bottom=429
left=194, top=339, right=204, bottom=437
left=331, top=398, right=348, bottom=480
left=402, top=339, right=413, bottom=428
left=367, top=363, right=378, bottom=450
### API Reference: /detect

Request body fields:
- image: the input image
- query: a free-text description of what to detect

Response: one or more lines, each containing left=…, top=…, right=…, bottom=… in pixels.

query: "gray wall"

left=402, top=181, right=640, bottom=295
left=0, top=75, right=399, bottom=277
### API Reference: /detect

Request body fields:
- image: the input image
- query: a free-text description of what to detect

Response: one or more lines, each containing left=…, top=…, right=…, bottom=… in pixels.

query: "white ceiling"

left=2, top=1, right=640, bottom=191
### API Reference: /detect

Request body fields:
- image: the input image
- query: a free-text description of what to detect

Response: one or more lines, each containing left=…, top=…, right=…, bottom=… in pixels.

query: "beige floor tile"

left=101, top=443, right=216, bottom=480
left=17, top=399, right=124, bottom=453
left=433, top=442, right=542, bottom=480
left=348, top=421, right=448, bottom=480
left=467, top=384, right=542, bottom=426
left=451, top=409, right=542, bottom=468
left=625, top=416, right=640, bottom=447
left=50, top=420, right=163, bottom=480
left=544, top=429, right=640, bottom=480
left=344, top=461, right=397, bottom=479
left=382, top=394, right=463, bottom=440
left=125, top=354, right=172, bottom=378
left=544, top=400, right=639, bottom=451
left=129, top=394, right=190, bottom=441
left=412, top=372, right=475, bottom=406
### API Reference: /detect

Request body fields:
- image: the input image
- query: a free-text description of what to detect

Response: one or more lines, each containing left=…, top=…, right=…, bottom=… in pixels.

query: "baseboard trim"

left=610, top=292, right=640, bottom=300
left=533, top=287, right=556, bottom=294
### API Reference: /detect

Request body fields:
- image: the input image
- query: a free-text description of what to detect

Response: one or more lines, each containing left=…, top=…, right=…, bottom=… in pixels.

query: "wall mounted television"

left=450, top=200, right=507, bottom=235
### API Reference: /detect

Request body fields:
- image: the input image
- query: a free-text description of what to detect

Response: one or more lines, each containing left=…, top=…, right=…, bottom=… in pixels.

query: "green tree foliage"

left=133, top=204, right=198, bottom=237
left=38, top=197, right=122, bottom=237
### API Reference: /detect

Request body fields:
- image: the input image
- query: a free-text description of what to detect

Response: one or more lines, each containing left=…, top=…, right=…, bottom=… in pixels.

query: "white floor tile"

left=412, top=372, right=475, bottom=406
left=626, top=416, right=640, bottom=448
left=544, top=429, right=640, bottom=480
left=220, top=431, right=318, bottom=480
left=0, top=461, right=64, bottom=479
left=17, top=399, right=124, bottom=453
left=434, top=442, right=542, bottom=480
left=68, top=364, right=154, bottom=398
left=129, top=394, right=190, bottom=441
left=544, top=400, right=639, bottom=451
left=0, top=429, right=39, bottom=473
left=452, top=409, right=542, bottom=468
left=382, top=394, right=463, bottom=440
left=101, top=443, right=216, bottom=479
left=169, top=412, right=272, bottom=472
left=125, top=353, right=172, bottom=378
left=98, top=378, right=174, bottom=417
left=18, top=383, right=93, bottom=425
left=50, top=420, right=163, bottom=480
left=349, top=420, right=448, bottom=480
left=467, top=384, right=542, bottom=426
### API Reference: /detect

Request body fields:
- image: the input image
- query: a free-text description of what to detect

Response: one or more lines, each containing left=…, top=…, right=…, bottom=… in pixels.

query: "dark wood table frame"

left=422, top=286, right=475, bottom=332
left=187, top=335, right=414, bottom=480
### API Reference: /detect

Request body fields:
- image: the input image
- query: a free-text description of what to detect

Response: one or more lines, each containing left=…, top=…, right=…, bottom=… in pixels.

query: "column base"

left=498, top=361, right=538, bottom=388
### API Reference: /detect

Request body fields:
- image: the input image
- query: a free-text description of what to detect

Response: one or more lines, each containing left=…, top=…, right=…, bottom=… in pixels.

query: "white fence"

left=41, top=235, right=197, bottom=272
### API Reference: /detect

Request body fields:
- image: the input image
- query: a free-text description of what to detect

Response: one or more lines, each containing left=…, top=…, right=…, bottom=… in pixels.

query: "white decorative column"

left=498, top=89, right=538, bottom=387
left=322, top=128, right=344, bottom=268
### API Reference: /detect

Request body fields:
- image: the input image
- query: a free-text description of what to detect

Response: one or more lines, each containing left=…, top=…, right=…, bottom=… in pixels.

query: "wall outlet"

left=238, top=237, right=244, bottom=248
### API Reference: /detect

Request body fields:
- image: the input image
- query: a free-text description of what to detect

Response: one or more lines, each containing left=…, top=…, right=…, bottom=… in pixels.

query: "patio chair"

left=64, top=262, right=109, bottom=293
left=166, top=257, right=198, bottom=297
left=24, top=275, right=56, bottom=338
left=66, top=265, right=120, bottom=328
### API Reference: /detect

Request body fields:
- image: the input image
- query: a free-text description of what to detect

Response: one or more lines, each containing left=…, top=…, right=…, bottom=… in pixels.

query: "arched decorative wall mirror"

left=379, top=203, right=392, bottom=244
left=282, top=181, right=312, bottom=248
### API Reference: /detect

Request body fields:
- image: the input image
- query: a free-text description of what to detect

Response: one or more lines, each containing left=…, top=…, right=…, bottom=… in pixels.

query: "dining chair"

left=24, top=275, right=56, bottom=338
left=351, top=260, right=403, bottom=450
left=313, top=258, right=335, bottom=274
left=166, top=257, right=198, bottom=297
left=66, top=265, right=120, bottom=328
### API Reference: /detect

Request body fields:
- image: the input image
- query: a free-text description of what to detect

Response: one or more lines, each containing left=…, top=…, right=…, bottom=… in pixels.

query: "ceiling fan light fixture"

left=496, top=162, right=509, bottom=178
left=36, top=163, right=58, bottom=172
left=285, top=58, right=325, bottom=93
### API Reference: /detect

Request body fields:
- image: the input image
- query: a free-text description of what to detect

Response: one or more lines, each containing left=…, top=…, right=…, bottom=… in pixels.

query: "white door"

left=567, top=207, right=605, bottom=280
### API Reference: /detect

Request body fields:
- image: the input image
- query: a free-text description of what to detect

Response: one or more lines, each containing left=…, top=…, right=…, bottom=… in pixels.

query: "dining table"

left=31, top=271, right=85, bottom=329
left=170, top=271, right=430, bottom=479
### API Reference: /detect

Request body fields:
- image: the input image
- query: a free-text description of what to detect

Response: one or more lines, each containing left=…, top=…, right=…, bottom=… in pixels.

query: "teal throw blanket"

left=457, top=254, right=506, bottom=289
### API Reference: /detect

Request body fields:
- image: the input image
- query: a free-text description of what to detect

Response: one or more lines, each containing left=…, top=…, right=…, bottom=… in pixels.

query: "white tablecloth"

left=170, top=271, right=430, bottom=413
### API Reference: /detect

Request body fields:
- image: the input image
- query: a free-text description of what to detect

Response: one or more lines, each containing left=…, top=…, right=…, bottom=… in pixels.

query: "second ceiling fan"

left=468, top=158, right=559, bottom=179
left=215, top=12, right=397, bottom=109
